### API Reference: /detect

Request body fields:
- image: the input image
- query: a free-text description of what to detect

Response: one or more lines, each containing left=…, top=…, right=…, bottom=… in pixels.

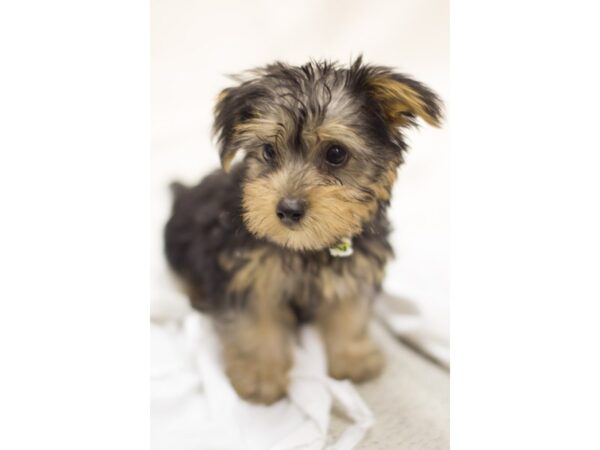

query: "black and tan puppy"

left=165, top=57, right=443, bottom=404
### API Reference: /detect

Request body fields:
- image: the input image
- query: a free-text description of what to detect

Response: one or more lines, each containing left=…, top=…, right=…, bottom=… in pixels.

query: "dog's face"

left=214, top=58, right=442, bottom=251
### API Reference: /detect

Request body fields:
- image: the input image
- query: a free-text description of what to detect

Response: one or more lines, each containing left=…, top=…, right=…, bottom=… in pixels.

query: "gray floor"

left=328, top=322, right=449, bottom=449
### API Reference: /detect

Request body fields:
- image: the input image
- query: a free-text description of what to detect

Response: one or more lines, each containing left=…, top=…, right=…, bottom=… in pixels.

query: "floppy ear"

left=213, top=83, right=265, bottom=172
left=366, top=70, right=444, bottom=128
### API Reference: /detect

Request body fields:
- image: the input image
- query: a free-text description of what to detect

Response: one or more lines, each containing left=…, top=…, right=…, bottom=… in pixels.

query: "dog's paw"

left=225, top=353, right=290, bottom=405
left=327, top=338, right=384, bottom=382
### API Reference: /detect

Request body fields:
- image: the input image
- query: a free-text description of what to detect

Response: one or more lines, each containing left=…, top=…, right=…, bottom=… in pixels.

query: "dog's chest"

left=221, top=244, right=386, bottom=313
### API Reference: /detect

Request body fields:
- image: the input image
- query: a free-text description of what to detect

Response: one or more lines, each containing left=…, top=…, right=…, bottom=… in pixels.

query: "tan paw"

left=328, top=339, right=384, bottom=382
left=225, top=353, right=291, bottom=405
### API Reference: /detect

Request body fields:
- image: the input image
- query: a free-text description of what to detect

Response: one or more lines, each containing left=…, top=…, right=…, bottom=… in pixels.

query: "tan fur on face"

left=242, top=165, right=378, bottom=251
left=221, top=119, right=281, bottom=173
left=314, top=120, right=369, bottom=156
left=234, top=118, right=291, bottom=144
left=370, top=163, right=398, bottom=202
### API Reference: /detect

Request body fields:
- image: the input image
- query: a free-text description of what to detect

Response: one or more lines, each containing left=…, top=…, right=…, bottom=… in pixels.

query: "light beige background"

left=152, top=0, right=449, bottom=350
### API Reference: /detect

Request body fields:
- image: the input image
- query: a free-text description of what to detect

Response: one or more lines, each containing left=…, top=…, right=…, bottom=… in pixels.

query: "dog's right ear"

left=213, top=82, right=265, bottom=173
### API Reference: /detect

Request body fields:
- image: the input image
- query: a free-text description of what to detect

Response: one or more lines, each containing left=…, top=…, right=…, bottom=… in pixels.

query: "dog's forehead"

left=270, top=74, right=357, bottom=122
left=252, top=78, right=366, bottom=153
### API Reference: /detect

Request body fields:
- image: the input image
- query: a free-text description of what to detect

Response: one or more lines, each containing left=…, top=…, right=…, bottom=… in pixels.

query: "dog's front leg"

left=215, top=297, right=293, bottom=405
left=316, top=295, right=384, bottom=382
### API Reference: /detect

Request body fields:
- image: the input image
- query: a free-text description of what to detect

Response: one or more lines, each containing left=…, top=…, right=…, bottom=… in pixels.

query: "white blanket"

left=151, top=286, right=375, bottom=450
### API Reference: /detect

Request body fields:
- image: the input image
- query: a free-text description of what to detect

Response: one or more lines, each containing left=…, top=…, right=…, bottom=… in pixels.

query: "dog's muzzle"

left=276, top=198, right=306, bottom=226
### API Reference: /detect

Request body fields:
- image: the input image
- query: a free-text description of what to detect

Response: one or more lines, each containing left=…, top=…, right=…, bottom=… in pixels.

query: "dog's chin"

left=266, top=231, right=331, bottom=252
left=248, top=221, right=359, bottom=253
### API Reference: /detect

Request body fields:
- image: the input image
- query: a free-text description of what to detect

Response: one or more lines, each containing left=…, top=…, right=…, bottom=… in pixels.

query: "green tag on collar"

left=329, top=237, right=353, bottom=257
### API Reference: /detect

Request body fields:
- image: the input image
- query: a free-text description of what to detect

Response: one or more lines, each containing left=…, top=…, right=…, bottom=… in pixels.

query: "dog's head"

left=214, top=57, right=443, bottom=251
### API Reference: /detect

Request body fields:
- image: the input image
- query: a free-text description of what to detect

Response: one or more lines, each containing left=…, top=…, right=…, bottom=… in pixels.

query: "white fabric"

left=151, top=289, right=374, bottom=450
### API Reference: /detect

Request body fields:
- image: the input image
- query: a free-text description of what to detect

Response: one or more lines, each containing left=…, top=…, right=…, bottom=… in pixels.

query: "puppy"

left=165, top=57, right=443, bottom=404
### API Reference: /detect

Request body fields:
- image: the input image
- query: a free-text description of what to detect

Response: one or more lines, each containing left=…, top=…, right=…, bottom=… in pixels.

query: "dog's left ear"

left=213, top=83, right=264, bottom=172
left=365, top=69, right=444, bottom=129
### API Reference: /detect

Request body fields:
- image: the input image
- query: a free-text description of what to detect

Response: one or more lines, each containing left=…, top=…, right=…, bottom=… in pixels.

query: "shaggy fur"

left=164, top=57, right=443, bottom=404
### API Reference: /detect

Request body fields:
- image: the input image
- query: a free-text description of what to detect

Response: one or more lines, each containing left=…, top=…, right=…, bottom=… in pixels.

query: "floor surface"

left=328, top=323, right=449, bottom=449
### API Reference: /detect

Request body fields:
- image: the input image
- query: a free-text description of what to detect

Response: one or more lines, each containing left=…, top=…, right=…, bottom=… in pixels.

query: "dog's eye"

left=262, top=144, right=275, bottom=162
left=325, top=145, right=348, bottom=166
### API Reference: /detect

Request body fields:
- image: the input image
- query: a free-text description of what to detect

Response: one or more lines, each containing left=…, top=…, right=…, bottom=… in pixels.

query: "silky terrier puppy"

left=165, top=57, right=443, bottom=404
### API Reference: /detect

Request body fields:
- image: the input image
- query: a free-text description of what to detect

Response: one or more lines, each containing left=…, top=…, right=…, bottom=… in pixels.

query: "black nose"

left=276, top=198, right=306, bottom=225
